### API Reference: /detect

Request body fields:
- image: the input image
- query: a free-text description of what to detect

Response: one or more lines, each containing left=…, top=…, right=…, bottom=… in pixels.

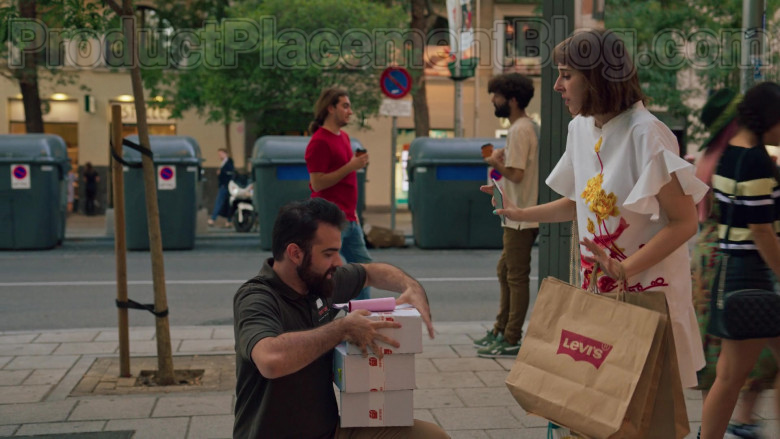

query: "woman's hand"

left=479, top=185, right=525, bottom=222
left=581, top=237, right=626, bottom=280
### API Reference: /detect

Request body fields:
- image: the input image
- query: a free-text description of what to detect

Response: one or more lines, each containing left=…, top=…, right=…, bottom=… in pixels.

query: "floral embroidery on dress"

left=580, top=136, right=668, bottom=292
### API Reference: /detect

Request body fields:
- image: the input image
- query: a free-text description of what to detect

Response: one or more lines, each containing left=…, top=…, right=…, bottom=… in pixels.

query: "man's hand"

left=348, top=153, right=369, bottom=171
left=340, top=309, right=401, bottom=358
left=479, top=184, right=524, bottom=221
left=396, top=283, right=435, bottom=339
left=484, top=147, right=505, bottom=168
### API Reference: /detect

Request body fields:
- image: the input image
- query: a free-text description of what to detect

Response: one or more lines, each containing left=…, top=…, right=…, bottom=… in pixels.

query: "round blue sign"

left=490, top=169, right=502, bottom=181
left=12, top=165, right=27, bottom=180
left=380, top=67, right=412, bottom=99
left=160, top=167, right=174, bottom=180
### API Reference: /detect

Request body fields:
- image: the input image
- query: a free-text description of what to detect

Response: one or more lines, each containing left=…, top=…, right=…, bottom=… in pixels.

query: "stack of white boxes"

left=333, top=306, right=423, bottom=427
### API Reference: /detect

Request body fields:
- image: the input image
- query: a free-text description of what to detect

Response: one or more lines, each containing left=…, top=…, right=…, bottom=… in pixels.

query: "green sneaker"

left=477, top=338, right=521, bottom=358
left=473, top=330, right=501, bottom=347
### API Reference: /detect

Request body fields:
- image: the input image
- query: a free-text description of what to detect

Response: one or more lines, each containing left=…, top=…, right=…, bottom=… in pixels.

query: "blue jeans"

left=211, top=185, right=230, bottom=221
left=341, top=220, right=372, bottom=300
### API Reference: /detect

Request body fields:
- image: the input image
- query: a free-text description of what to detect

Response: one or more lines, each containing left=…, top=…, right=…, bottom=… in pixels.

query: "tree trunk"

left=224, top=121, right=232, bottom=157
left=410, top=0, right=430, bottom=137
left=16, top=0, right=44, bottom=133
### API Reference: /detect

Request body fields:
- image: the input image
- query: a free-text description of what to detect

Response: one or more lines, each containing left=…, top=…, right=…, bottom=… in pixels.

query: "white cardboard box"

left=345, top=307, right=422, bottom=355
left=339, top=390, right=414, bottom=427
left=333, top=344, right=415, bottom=392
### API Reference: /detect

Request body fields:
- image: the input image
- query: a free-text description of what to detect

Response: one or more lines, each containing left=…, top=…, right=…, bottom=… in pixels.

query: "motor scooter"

left=228, top=175, right=257, bottom=233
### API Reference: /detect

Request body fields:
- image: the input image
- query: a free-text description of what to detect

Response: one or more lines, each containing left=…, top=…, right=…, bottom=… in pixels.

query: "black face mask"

left=296, top=251, right=335, bottom=299
left=494, top=101, right=511, bottom=118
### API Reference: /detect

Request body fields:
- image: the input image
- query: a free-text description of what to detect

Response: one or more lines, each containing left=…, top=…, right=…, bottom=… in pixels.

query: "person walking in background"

left=209, top=148, right=234, bottom=227
left=700, top=82, right=780, bottom=439
left=83, top=162, right=99, bottom=216
left=485, top=29, right=707, bottom=395
left=305, top=87, right=372, bottom=300
left=474, top=73, right=539, bottom=358
left=691, top=88, right=778, bottom=439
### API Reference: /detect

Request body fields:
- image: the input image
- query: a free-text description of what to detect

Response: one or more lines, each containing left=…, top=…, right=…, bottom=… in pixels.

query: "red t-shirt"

left=305, top=128, right=357, bottom=221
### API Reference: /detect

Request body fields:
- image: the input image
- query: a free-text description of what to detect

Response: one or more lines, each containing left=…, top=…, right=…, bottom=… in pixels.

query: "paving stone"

left=69, top=396, right=157, bottom=420
left=508, top=406, right=548, bottom=428
left=36, top=331, right=99, bottom=343
left=0, top=425, right=18, bottom=435
left=53, top=342, right=118, bottom=355
left=129, top=340, right=181, bottom=355
left=0, top=384, right=51, bottom=403
left=106, top=417, right=190, bottom=439
left=0, top=400, right=75, bottom=425
left=0, top=369, right=31, bottom=385
left=0, top=343, right=58, bottom=356
left=416, top=371, right=484, bottom=389
left=455, top=387, right=517, bottom=407
left=431, top=358, right=503, bottom=372
left=95, top=329, right=155, bottom=342
left=432, top=407, right=523, bottom=430
left=451, top=344, right=479, bottom=358
left=5, top=355, right=79, bottom=370
left=448, top=430, right=490, bottom=439
left=211, top=327, right=234, bottom=340
left=415, top=358, right=437, bottom=374
left=435, top=322, right=490, bottom=334
left=152, top=394, right=233, bottom=417
left=494, top=358, right=515, bottom=371
left=683, top=388, right=702, bottom=400
left=178, top=339, right=234, bottom=353
left=414, top=388, right=464, bottom=409
left=412, top=408, right=437, bottom=425
left=0, top=333, right=38, bottom=344
left=187, top=414, right=233, bottom=439
left=15, top=420, right=106, bottom=436
left=167, top=327, right=214, bottom=339
left=418, top=345, right=458, bottom=359
left=24, top=368, right=67, bottom=385
left=475, top=371, right=510, bottom=387
left=423, top=333, right=474, bottom=346
left=684, top=397, right=702, bottom=422
left=0, top=356, right=11, bottom=368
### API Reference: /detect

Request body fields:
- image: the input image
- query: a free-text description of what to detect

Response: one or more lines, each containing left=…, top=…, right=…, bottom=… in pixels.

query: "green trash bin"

left=0, top=134, right=70, bottom=250
left=123, top=135, right=202, bottom=250
left=252, top=136, right=366, bottom=251
left=407, top=137, right=505, bottom=249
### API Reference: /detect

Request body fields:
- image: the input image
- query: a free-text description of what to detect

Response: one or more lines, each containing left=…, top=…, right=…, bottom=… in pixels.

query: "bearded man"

left=232, top=197, right=448, bottom=439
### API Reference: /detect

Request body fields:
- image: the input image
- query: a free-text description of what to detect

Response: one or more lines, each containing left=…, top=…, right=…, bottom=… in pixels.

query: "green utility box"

left=252, top=136, right=366, bottom=251
left=407, top=137, right=506, bottom=249
left=123, top=135, right=203, bottom=251
left=0, top=134, right=70, bottom=250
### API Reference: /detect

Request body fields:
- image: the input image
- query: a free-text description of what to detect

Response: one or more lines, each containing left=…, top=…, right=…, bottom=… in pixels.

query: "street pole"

left=390, top=116, right=397, bottom=231
left=473, top=0, right=480, bottom=138
left=111, top=105, right=130, bottom=378
left=454, top=33, right=463, bottom=137
left=740, top=0, right=765, bottom=93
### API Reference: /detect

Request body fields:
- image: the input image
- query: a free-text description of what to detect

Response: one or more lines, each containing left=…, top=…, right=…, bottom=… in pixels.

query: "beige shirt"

left=502, top=117, right=539, bottom=230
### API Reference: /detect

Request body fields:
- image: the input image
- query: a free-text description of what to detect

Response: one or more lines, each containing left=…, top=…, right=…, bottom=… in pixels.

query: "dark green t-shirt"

left=233, top=258, right=366, bottom=439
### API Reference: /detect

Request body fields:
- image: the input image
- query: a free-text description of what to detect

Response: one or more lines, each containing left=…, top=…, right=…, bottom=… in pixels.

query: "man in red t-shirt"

left=305, top=88, right=372, bottom=299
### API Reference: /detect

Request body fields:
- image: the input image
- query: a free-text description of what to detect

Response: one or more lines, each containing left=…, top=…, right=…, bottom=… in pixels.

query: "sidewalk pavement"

left=6, top=212, right=776, bottom=438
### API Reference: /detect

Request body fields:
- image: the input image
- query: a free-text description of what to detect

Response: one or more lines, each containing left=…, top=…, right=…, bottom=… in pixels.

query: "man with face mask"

left=233, top=198, right=448, bottom=439
left=473, top=73, right=539, bottom=358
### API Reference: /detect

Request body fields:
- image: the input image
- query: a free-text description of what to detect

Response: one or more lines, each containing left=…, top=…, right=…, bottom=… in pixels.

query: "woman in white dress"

left=485, top=29, right=708, bottom=389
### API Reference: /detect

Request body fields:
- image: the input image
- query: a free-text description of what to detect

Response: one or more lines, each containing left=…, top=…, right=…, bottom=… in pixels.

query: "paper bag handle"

left=587, top=262, right=627, bottom=301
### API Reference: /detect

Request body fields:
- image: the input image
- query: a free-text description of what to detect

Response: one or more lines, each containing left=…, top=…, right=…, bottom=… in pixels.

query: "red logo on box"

left=383, top=348, right=393, bottom=355
left=368, top=358, right=378, bottom=366
left=556, top=329, right=613, bottom=369
left=369, top=410, right=378, bottom=419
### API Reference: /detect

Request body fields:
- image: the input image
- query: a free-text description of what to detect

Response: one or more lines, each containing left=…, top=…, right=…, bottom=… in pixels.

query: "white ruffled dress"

left=546, top=102, right=708, bottom=388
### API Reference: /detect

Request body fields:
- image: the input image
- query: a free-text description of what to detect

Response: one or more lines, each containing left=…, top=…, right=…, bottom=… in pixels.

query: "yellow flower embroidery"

left=586, top=218, right=596, bottom=234
left=594, top=136, right=603, bottom=153
left=581, top=173, right=603, bottom=203
left=590, top=190, right=620, bottom=221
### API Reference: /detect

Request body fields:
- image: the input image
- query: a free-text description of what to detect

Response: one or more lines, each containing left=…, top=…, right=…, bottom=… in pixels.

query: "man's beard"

left=297, top=251, right=336, bottom=298
left=494, top=102, right=510, bottom=118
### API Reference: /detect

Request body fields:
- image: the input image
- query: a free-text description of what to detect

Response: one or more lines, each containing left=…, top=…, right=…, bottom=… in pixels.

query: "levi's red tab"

left=556, top=329, right=613, bottom=369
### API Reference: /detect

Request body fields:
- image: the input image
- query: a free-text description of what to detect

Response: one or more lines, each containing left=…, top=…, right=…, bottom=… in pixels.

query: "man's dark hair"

left=487, top=73, right=534, bottom=110
left=271, top=198, right=346, bottom=260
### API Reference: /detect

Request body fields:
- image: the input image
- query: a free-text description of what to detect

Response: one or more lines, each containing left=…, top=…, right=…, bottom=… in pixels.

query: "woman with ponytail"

left=700, top=81, right=780, bottom=439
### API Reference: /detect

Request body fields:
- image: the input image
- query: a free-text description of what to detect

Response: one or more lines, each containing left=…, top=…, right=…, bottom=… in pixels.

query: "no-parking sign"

left=11, top=164, right=31, bottom=189
left=380, top=67, right=412, bottom=99
left=158, top=165, right=176, bottom=190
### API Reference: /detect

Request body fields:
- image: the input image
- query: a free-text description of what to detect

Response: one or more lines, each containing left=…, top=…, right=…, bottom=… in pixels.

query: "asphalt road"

left=0, top=237, right=540, bottom=331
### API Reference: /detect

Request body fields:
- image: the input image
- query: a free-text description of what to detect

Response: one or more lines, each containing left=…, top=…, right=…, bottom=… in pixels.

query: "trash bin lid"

left=408, top=137, right=506, bottom=167
left=123, top=135, right=202, bottom=164
left=252, top=135, right=365, bottom=166
left=0, top=134, right=69, bottom=168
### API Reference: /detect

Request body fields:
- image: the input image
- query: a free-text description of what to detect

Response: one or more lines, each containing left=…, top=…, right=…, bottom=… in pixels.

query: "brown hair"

left=553, top=29, right=645, bottom=116
left=309, top=87, right=348, bottom=134
left=487, top=73, right=534, bottom=109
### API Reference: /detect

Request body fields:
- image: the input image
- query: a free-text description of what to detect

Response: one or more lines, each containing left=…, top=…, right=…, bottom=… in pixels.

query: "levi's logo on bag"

left=556, top=329, right=613, bottom=369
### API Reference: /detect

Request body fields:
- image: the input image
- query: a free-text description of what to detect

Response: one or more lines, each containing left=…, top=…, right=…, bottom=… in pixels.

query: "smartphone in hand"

left=491, top=178, right=506, bottom=225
